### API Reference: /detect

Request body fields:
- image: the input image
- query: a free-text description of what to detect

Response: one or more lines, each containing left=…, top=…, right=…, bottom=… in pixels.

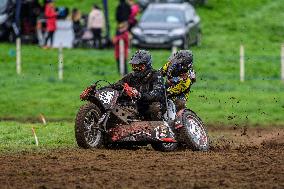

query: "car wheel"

left=200, top=0, right=208, bottom=5
left=195, top=31, right=201, bottom=47
left=183, top=35, right=189, bottom=49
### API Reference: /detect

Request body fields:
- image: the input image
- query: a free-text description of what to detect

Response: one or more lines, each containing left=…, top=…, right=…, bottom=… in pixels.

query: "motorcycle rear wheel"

left=151, top=142, right=178, bottom=152
left=75, top=103, right=104, bottom=149
left=179, top=110, right=209, bottom=151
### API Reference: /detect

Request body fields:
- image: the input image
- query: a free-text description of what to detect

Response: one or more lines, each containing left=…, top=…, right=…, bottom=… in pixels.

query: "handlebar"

left=94, top=80, right=112, bottom=90
left=80, top=81, right=140, bottom=101
left=123, top=83, right=140, bottom=99
left=80, top=80, right=112, bottom=100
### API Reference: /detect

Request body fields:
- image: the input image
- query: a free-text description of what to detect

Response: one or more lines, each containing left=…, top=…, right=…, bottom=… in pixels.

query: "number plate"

left=145, top=37, right=165, bottom=43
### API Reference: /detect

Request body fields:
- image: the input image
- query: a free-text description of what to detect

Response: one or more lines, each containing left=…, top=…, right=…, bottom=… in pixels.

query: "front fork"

left=96, top=111, right=110, bottom=132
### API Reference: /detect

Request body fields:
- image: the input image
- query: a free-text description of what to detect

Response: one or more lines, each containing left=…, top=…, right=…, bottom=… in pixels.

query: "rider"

left=111, top=50, right=165, bottom=120
left=160, top=50, right=196, bottom=111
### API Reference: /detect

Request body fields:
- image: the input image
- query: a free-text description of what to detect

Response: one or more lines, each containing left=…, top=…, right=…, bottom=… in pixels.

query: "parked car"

left=138, top=0, right=207, bottom=10
left=138, top=0, right=182, bottom=10
left=0, top=0, right=15, bottom=41
left=131, top=3, right=201, bottom=49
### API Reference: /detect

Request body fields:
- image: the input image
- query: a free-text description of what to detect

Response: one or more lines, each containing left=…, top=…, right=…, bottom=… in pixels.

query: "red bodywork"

left=109, top=121, right=176, bottom=143
left=80, top=84, right=96, bottom=100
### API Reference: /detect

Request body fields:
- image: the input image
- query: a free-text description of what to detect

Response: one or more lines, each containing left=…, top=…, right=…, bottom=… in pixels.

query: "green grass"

left=0, top=121, right=76, bottom=153
left=0, top=0, right=284, bottom=126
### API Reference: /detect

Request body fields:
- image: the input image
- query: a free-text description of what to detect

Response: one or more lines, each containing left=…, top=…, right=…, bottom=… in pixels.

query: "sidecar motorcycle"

left=75, top=80, right=209, bottom=152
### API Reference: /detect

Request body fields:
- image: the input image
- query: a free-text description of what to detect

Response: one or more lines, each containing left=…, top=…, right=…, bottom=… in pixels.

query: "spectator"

left=43, top=0, right=48, bottom=10
left=87, top=4, right=105, bottom=49
left=21, top=0, right=41, bottom=34
left=43, top=0, right=57, bottom=48
left=71, top=8, right=82, bottom=38
left=113, top=22, right=129, bottom=75
left=116, top=0, right=131, bottom=24
left=128, top=0, right=140, bottom=31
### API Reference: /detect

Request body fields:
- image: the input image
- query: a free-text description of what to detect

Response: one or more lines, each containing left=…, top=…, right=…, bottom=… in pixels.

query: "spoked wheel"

left=75, top=103, right=104, bottom=148
left=179, top=110, right=209, bottom=151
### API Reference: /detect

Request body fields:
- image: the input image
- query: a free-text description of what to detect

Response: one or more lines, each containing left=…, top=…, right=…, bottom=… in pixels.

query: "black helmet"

left=167, top=50, right=193, bottom=76
left=129, top=50, right=152, bottom=67
left=168, top=50, right=193, bottom=67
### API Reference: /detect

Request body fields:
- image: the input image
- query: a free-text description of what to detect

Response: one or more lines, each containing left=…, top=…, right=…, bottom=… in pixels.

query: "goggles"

left=131, top=64, right=146, bottom=72
left=169, top=62, right=189, bottom=77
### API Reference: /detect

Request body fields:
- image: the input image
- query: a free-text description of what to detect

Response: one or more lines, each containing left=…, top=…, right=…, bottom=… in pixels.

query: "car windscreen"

left=141, top=8, right=185, bottom=24
left=161, top=0, right=184, bottom=2
left=0, top=0, right=8, bottom=14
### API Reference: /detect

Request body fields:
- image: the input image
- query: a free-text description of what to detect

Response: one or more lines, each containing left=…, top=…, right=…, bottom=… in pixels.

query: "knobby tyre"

left=75, top=103, right=104, bottom=149
left=151, top=142, right=178, bottom=152
left=178, top=109, right=209, bottom=151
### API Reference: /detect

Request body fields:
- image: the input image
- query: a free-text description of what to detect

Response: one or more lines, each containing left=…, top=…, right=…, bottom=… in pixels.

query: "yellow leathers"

left=161, top=61, right=193, bottom=101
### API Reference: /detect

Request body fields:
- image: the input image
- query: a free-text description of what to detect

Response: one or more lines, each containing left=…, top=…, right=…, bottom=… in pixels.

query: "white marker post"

left=172, top=46, right=177, bottom=54
left=32, top=127, right=39, bottom=146
left=240, top=45, right=245, bottom=82
left=119, top=39, right=125, bottom=76
left=16, top=37, right=21, bottom=75
left=281, top=44, right=284, bottom=81
left=58, top=44, right=64, bottom=81
left=39, top=114, right=47, bottom=125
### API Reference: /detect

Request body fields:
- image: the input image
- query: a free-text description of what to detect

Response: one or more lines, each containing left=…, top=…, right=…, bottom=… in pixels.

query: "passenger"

left=160, top=50, right=196, bottom=111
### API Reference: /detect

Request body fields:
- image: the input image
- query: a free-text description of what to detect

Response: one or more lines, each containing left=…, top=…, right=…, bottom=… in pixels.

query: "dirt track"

left=0, top=127, right=283, bottom=189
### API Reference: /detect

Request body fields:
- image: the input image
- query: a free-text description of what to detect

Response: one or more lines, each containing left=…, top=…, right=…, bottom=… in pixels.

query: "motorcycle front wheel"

left=179, top=109, right=209, bottom=151
left=75, top=103, right=104, bottom=149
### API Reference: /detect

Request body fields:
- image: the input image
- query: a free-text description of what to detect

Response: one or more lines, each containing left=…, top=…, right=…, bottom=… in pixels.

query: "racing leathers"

left=111, top=67, right=165, bottom=120
left=160, top=61, right=196, bottom=111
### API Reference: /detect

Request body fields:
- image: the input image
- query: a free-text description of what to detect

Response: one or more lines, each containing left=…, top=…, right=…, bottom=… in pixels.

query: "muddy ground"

left=0, top=126, right=283, bottom=189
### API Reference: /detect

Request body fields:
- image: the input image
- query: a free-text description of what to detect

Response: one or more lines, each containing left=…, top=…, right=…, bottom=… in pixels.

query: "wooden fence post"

left=281, top=44, right=284, bottom=81
left=172, top=46, right=177, bottom=54
left=16, top=37, right=21, bottom=75
left=119, top=39, right=125, bottom=76
left=240, top=44, right=245, bottom=82
left=58, top=44, right=64, bottom=81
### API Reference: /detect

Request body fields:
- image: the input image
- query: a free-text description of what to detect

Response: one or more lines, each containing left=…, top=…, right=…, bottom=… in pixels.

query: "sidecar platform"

left=109, top=121, right=176, bottom=143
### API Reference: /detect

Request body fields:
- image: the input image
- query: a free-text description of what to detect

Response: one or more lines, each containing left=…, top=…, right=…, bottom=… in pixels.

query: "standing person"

left=128, top=0, right=140, bottom=31
left=71, top=9, right=82, bottom=37
left=87, top=4, right=105, bottom=49
left=113, top=22, right=129, bottom=75
left=43, top=0, right=57, bottom=48
left=115, top=0, right=131, bottom=24
left=71, top=8, right=83, bottom=47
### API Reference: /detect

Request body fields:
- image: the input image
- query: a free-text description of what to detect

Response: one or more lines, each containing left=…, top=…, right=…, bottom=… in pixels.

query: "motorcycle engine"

left=111, top=104, right=139, bottom=124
